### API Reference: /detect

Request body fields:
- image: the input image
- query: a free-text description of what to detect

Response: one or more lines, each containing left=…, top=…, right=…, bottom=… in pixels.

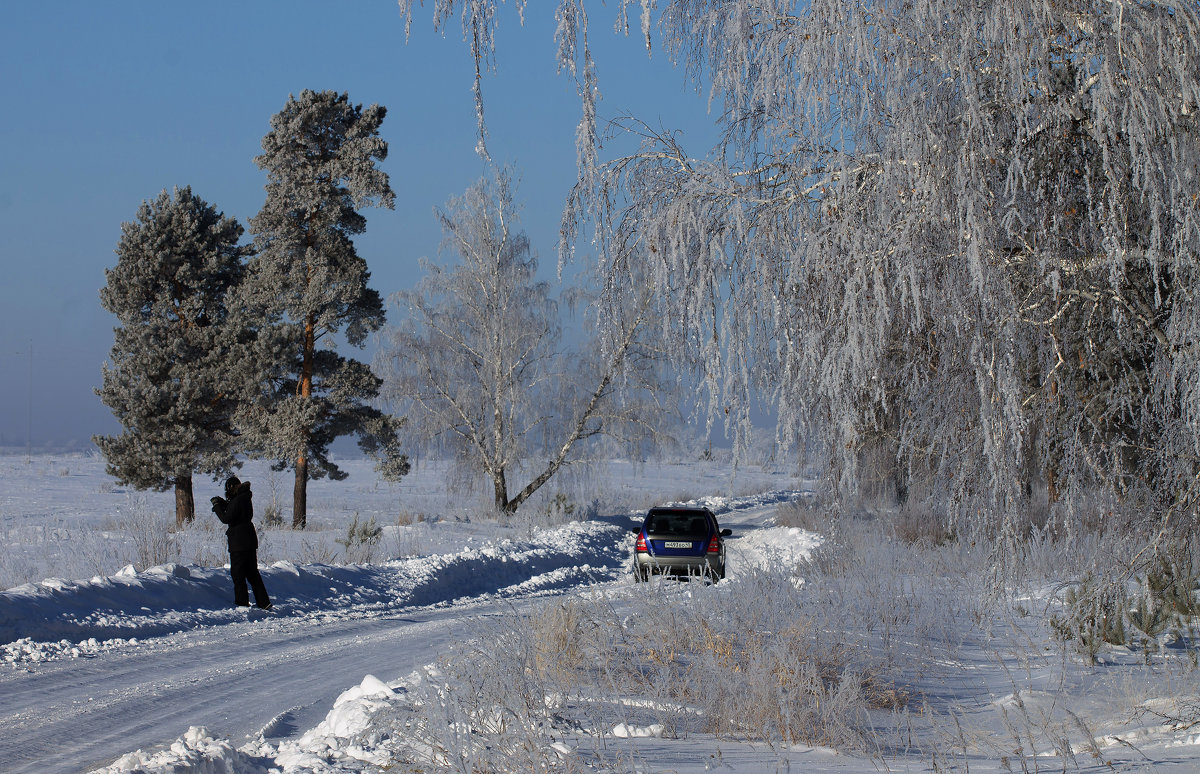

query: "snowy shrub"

left=659, top=569, right=906, bottom=748
left=1144, top=550, right=1200, bottom=621
left=530, top=599, right=592, bottom=684
left=171, top=517, right=225, bottom=569
left=259, top=501, right=283, bottom=529
left=394, top=510, right=422, bottom=526
left=889, top=500, right=955, bottom=547
left=382, top=644, right=588, bottom=773
left=116, top=499, right=180, bottom=570
left=336, top=513, right=383, bottom=564
left=258, top=469, right=284, bottom=528
left=298, top=538, right=339, bottom=566
left=1136, top=694, right=1200, bottom=733
left=0, top=548, right=40, bottom=592
left=1050, top=573, right=1131, bottom=665
left=543, top=492, right=577, bottom=521
left=1050, top=545, right=1200, bottom=664
left=772, top=496, right=831, bottom=534
left=382, top=565, right=908, bottom=765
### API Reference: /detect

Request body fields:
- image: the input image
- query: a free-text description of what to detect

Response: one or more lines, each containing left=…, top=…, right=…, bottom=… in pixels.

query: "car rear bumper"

left=634, top=553, right=724, bottom=577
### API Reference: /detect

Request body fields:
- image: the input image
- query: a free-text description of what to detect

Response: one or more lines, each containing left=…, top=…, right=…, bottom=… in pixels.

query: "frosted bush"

left=382, top=564, right=910, bottom=765
left=115, top=498, right=180, bottom=571
left=336, top=514, right=383, bottom=564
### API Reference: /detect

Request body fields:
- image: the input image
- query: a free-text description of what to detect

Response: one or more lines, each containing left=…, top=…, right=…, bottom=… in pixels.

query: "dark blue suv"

left=632, top=506, right=731, bottom=582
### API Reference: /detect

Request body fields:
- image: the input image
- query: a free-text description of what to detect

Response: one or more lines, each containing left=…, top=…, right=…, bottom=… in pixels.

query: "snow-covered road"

left=1, top=490, right=810, bottom=773
left=1, top=604, right=482, bottom=773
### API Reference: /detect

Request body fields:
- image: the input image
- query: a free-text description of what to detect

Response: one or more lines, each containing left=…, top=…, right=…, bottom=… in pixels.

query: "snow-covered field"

left=2, top=452, right=1199, bottom=773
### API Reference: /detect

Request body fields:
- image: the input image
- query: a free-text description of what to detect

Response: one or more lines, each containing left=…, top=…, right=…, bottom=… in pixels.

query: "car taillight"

left=706, top=535, right=720, bottom=553
left=636, top=532, right=648, bottom=553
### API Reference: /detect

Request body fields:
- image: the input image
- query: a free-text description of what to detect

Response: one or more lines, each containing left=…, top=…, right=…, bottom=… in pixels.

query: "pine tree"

left=243, top=89, right=405, bottom=529
left=95, top=187, right=249, bottom=527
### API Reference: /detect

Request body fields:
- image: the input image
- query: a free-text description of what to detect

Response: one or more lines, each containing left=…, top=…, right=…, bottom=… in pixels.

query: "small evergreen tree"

left=95, top=187, right=249, bottom=527
left=243, top=89, right=406, bottom=529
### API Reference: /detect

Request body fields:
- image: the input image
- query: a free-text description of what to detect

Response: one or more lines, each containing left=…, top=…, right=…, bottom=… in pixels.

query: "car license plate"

left=664, top=541, right=694, bottom=549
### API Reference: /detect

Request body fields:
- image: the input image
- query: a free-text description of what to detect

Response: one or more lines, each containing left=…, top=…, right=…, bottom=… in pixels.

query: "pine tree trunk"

left=293, top=455, right=308, bottom=529
left=293, top=311, right=316, bottom=530
left=174, top=475, right=195, bottom=528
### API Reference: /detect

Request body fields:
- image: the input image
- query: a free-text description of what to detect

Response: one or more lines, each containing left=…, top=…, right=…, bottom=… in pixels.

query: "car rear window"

left=645, top=511, right=711, bottom=536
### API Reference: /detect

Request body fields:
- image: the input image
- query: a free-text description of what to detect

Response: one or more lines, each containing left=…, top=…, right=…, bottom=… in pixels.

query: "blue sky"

left=0, top=2, right=713, bottom=448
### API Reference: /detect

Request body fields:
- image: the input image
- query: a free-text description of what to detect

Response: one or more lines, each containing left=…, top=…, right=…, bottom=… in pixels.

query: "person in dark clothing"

left=210, top=476, right=272, bottom=609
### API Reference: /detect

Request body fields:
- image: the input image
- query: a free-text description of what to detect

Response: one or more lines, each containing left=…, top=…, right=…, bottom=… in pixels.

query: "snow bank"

left=1, top=519, right=635, bottom=664
left=92, top=673, right=418, bottom=773
left=100, top=726, right=275, bottom=774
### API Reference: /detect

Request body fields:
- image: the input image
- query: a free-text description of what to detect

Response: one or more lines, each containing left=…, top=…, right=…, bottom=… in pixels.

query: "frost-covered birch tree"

left=377, top=168, right=664, bottom=516
left=403, top=0, right=1200, bottom=531
left=242, top=90, right=407, bottom=529
left=96, top=187, right=250, bottom=527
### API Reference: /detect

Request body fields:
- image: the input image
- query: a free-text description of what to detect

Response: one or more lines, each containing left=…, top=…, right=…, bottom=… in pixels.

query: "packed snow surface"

left=4, top=454, right=1200, bottom=773
left=0, top=454, right=830, bottom=772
